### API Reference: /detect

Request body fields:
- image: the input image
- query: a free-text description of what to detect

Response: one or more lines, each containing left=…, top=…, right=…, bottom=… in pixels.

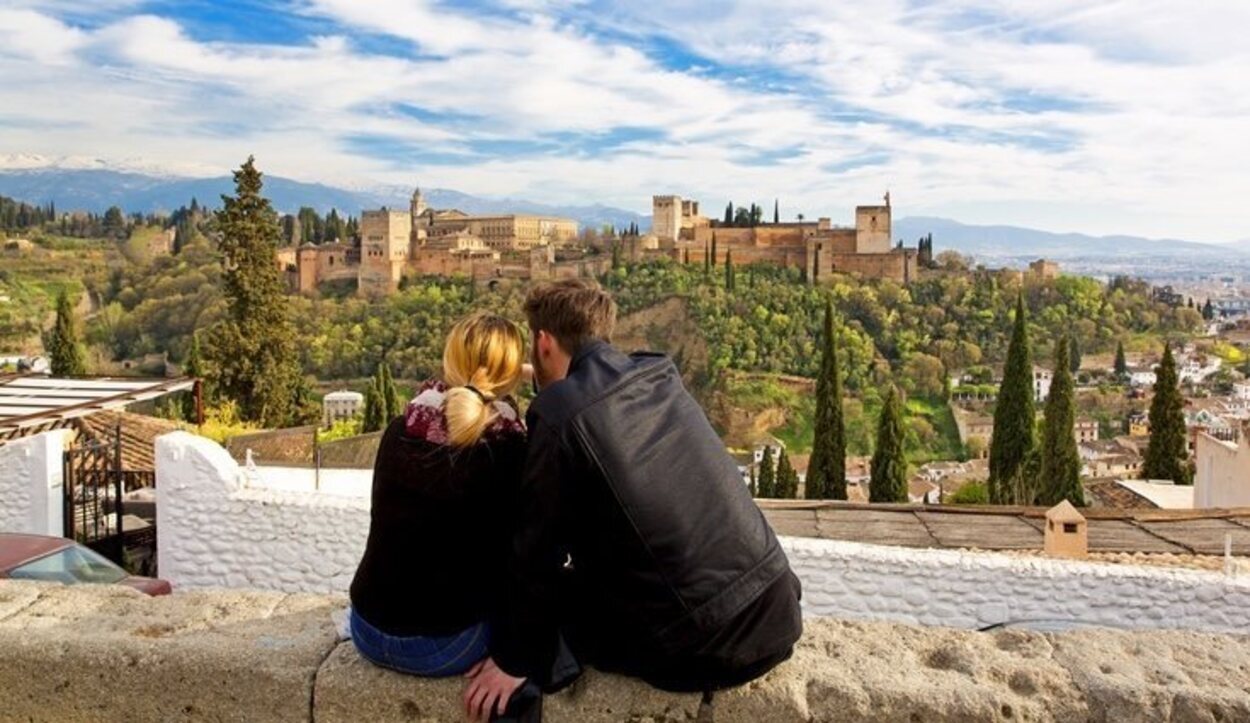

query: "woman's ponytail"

left=442, top=313, right=523, bottom=447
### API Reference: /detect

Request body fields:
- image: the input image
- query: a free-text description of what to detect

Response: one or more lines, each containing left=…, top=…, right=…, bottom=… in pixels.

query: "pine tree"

left=806, top=298, right=846, bottom=500
left=1037, top=337, right=1084, bottom=506
left=725, top=249, right=735, bottom=291
left=757, top=447, right=776, bottom=498
left=47, top=289, right=87, bottom=376
left=1202, top=299, right=1214, bottom=321
left=775, top=447, right=798, bottom=499
left=1114, top=341, right=1128, bottom=378
left=869, top=386, right=908, bottom=503
left=204, top=156, right=302, bottom=427
left=989, top=294, right=1036, bottom=504
left=182, top=333, right=204, bottom=422
left=1068, top=334, right=1081, bottom=374
left=1143, top=343, right=1191, bottom=484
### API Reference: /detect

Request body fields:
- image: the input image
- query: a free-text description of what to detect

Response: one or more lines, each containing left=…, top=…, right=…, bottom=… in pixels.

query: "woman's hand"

left=463, top=657, right=525, bottom=722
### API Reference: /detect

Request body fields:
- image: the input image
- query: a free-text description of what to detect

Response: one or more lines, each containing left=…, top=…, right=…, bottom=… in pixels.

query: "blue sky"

left=1, top=0, right=1248, bottom=241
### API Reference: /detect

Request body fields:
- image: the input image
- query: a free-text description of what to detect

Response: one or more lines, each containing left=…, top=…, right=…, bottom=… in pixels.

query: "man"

left=465, top=279, right=802, bottom=720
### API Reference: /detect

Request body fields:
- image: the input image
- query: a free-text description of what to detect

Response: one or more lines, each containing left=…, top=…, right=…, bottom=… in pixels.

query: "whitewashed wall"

left=0, top=430, right=69, bottom=536
left=156, top=433, right=1250, bottom=634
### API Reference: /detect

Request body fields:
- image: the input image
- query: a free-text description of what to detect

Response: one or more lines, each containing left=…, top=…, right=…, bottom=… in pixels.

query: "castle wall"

left=855, top=205, right=892, bottom=254
left=651, top=195, right=682, bottom=242
left=358, top=210, right=411, bottom=296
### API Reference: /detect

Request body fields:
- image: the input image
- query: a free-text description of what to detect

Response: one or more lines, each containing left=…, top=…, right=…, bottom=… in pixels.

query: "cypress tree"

left=1143, top=344, right=1191, bottom=484
left=725, top=249, right=735, bottom=291
left=775, top=447, right=798, bottom=499
left=1114, top=341, right=1128, bottom=378
left=1068, top=334, right=1081, bottom=374
left=47, top=289, right=87, bottom=376
left=773, top=199, right=779, bottom=224
left=869, top=385, right=908, bottom=503
left=748, top=465, right=757, bottom=497
left=757, top=447, right=776, bottom=498
left=703, top=240, right=711, bottom=280
left=989, top=294, right=1036, bottom=504
left=204, top=156, right=302, bottom=427
left=806, top=298, right=846, bottom=500
left=711, top=233, right=718, bottom=266
left=379, top=362, right=403, bottom=421
left=362, top=377, right=384, bottom=433
left=182, top=333, right=204, bottom=422
left=724, top=202, right=733, bottom=226
left=1038, top=337, right=1084, bottom=506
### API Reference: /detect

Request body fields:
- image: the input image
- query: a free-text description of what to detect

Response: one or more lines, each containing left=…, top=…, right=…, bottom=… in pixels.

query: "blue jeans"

left=349, top=607, right=490, bottom=677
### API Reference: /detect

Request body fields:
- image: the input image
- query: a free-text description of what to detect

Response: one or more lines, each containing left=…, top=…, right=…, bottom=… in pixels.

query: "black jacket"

left=492, top=342, right=802, bottom=690
left=350, top=416, right=527, bottom=637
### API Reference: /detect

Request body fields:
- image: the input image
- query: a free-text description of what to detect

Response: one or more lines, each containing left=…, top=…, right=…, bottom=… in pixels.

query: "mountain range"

left=0, top=163, right=1243, bottom=261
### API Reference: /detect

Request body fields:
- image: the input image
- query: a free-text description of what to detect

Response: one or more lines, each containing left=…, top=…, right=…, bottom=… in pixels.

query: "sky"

left=0, top=0, right=1248, bottom=241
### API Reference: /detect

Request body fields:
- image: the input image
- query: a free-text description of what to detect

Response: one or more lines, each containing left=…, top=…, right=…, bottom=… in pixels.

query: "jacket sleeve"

left=489, top=412, right=569, bottom=679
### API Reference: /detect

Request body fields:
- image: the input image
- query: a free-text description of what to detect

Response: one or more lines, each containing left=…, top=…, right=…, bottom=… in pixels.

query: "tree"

left=102, top=205, right=126, bottom=237
left=806, top=298, right=846, bottom=500
left=378, top=361, right=403, bottom=421
left=756, top=447, right=776, bottom=498
left=775, top=447, right=798, bottom=499
left=203, top=156, right=302, bottom=427
left=748, top=465, right=757, bottom=497
left=1143, top=343, right=1191, bottom=484
left=724, top=202, right=733, bottom=226
left=1114, top=341, right=1128, bottom=378
left=1037, top=337, right=1084, bottom=506
left=362, top=377, right=385, bottom=433
left=724, top=249, right=736, bottom=292
left=1202, top=299, right=1214, bottom=321
left=47, top=289, right=87, bottom=376
left=1068, top=334, right=1081, bottom=374
left=869, top=385, right=908, bottom=503
left=773, top=199, right=779, bottom=224
left=711, top=233, right=718, bottom=267
left=989, top=294, right=1036, bottom=504
left=182, top=333, right=205, bottom=422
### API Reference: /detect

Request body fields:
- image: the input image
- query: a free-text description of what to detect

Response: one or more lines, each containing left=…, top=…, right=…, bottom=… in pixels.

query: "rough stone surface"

left=1, top=581, right=1249, bottom=722
left=0, top=582, right=339, bottom=723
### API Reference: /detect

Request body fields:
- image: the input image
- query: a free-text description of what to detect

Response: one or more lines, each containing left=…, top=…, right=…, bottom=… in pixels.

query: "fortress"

left=643, top=192, right=927, bottom=284
left=282, top=188, right=584, bottom=297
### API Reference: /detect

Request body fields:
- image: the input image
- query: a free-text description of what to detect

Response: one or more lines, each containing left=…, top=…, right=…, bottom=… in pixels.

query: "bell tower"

left=410, top=186, right=427, bottom=218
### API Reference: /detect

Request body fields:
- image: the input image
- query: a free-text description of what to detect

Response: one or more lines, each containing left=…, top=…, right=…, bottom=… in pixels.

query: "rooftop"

left=0, top=374, right=195, bottom=440
left=758, top=500, right=1250, bottom=557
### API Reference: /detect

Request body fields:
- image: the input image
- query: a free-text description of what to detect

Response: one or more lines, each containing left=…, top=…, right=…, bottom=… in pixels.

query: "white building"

left=1235, top=381, right=1250, bottom=402
left=1033, top=367, right=1052, bottom=403
left=1194, top=430, right=1250, bottom=508
left=323, top=390, right=364, bottom=427
left=1129, top=369, right=1157, bottom=388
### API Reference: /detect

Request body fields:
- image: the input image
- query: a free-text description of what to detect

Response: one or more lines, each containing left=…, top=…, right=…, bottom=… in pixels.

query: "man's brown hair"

left=523, top=279, right=616, bottom=355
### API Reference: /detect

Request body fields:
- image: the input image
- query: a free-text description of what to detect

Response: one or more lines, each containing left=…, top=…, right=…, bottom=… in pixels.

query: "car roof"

left=0, top=533, right=74, bottom=572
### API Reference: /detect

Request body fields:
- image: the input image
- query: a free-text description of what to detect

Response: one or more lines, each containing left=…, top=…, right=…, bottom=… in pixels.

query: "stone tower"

left=410, top=186, right=427, bottom=218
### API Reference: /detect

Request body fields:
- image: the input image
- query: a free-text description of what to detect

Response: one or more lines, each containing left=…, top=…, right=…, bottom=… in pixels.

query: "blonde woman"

left=349, top=312, right=528, bottom=687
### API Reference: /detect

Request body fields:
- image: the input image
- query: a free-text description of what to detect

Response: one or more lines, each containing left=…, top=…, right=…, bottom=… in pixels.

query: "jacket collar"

left=568, top=339, right=610, bottom=374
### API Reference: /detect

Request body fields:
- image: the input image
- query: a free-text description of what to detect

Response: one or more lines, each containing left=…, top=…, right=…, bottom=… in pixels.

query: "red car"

left=0, top=533, right=171, bottom=596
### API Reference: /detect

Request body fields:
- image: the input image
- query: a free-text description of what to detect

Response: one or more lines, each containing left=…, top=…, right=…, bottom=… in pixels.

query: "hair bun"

left=464, top=385, right=495, bottom=402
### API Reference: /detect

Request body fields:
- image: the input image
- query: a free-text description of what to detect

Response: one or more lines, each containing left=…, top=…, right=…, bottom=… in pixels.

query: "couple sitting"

left=349, top=280, right=803, bottom=721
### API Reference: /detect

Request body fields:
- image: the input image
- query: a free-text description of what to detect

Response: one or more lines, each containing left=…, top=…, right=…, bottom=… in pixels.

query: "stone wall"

left=155, top=433, right=1250, bottom=635
left=0, top=430, right=69, bottom=536
left=1, top=580, right=1248, bottom=722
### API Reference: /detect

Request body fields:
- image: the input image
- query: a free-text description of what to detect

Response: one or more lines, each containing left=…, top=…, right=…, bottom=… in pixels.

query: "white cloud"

left=0, top=1, right=1246, bottom=240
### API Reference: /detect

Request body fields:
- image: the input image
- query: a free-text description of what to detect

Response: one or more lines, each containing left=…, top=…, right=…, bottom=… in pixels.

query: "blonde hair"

left=442, top=312, right=525, bottom=447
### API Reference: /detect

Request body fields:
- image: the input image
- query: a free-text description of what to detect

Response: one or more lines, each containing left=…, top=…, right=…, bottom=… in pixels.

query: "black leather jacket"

left=492, top=341, right=802, bottom=689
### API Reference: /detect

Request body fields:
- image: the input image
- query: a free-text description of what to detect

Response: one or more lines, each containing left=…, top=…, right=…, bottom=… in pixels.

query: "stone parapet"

left=2, top=581, right=1249, bottom=722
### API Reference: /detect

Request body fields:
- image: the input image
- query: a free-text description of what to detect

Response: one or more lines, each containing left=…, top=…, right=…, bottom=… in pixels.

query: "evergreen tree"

left=989, top=294, right=1036, bottom=504
left=181, top=333, right=204, bottom=422
left=204, top=156, right=302, bottom=427
left=773, top=199, right=779, bottom=224
left=869, top=386, right=908, bottom=503
left=748, top=465, right=757, bottom=497
left=806, top=298, right=847, bottom=500
left=1068, top=334, right=1081, bottom=374
left=1202, top=299, right=1214, bottom=321
left=724, top=202, right=733, bottom=226
left=703, top=240, right=711, bottom=279
left=724, top=249, right=735, bottom=291
left=1114, top=341, right=1128, bottom=378
left=1037, top=337, right=1084, bottom=506
left=378, top=362, right=403, bottom=421
left=47, top=289, right=87, bottom=376
left=711, top=233, right=718, bottom=266
left=362, top=377, right=385, bottom=433
left=775, top=447, right=798, bottom=499
left=1143, top=343, right=1191, bottom=484
left=756, top=447, right=776, bottom=498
